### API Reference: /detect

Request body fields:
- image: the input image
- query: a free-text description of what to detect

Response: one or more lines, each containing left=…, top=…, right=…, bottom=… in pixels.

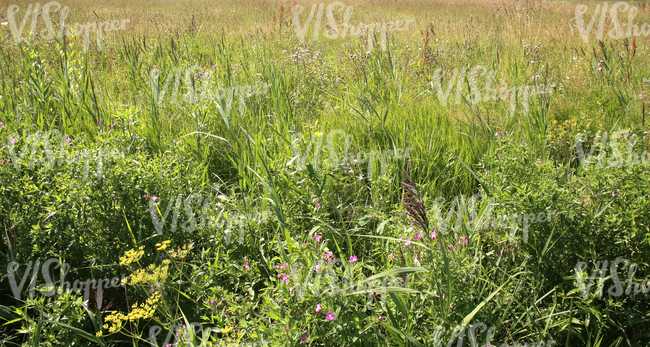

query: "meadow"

left=0, top=0, right=650, bottom=345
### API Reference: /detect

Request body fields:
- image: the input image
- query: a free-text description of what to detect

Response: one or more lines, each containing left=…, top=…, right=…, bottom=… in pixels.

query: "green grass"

left=0, top=0, right=650, bottom=346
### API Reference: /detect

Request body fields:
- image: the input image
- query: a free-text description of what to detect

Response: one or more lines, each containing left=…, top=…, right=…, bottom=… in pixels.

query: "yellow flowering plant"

left=95, top=241, right=210, bottom=346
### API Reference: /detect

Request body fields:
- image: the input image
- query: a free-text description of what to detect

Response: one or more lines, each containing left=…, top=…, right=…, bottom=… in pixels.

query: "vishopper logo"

left=574, top=2, right=650, bottom=44
left=147, top=323, right=271, bottom=347
left=575, top=130, right=650, bottom=169
left=291, top=1, right=414, bottom=52
left=430, top=193, right=556, bottom=244
left=574, top=258, right=650, bottom=300
left=148, top=193, right=270, bottom=244
left=431, top=321, right=555, bottom=347
left=428, top=66, right=555, bottom=115
left=0, top=258, right=128, bottom=309
left=288, top=129, right=412, bottom=180
left=278, top=257, right=414, bottom=310
left=149, top=65, right=269, bottom=112
left=3, top=1, right=130, bottom=52
left=2, top=130, right=130, bottom=181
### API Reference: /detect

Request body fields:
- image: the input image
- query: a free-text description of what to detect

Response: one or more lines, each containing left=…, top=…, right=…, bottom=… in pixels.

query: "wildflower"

left=390, top=253, right=396, bottom=259
left=447, top=245, right=452, bottom=249
left=302, top=241, right=306, bottom=247
left=612, top=191, right=615, bottom=197
left=143, top=194, right=148, bottom=199
left=326, top=311, right=336, bottom=321
left=286, top=327, right=290, bottom=332
left=414, top=255, right=420, bottom=265
left=316, top=202, right=321, bottom=208
left=314, top=234, right=322, bottom=242
left=315, top=264, right=320, bottom=271
left=431, top=231, right=437, bottom=240
left=404, top=239, right=411, bottom=246
left=151, top=196, right=157, bottom=201
left=316, top=303, right=321, bottom=312
left=65, top=138, right=72, bottom=144
left=300, top=334, right=309, bottom=344
left=414, top=231, right=423, bottom=241
left=243, top=263, right=250, bottom=270
left=210, top=300, right=215, bottom=306
left=350, top=255, right=358, bottom=262
left=357, top=173, right=365, bottom=180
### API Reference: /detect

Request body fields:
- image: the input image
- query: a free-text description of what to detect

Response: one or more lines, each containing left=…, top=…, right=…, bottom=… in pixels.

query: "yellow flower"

left=119, top=247, right=145, bottom=266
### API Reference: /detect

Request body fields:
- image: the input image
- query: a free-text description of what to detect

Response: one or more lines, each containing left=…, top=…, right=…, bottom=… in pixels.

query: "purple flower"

left=314, top=234, right=322, bottom=242
left=210, top=300, right=215, bottom=306
left=300, top=334, right=309, bottom=344
left=326, top=311, right=336, bottom=321
left=404, top=239, right=411, bottom=246
left=243, top=262, right=250, bottom=270
left=285, top=327, right=290, bottom=331
left=350, top=255, right=358, bottom=262
left=316, top=202, right=321, bottom=208
left=143, top=194, right=148, bottom=199
left=65, top=137, right=72, bottom=144
left=151, top=195, right=157, bottom=201
left=316, top=303, right=321, bottom=312
left=431, top=231, right=437, bottom=240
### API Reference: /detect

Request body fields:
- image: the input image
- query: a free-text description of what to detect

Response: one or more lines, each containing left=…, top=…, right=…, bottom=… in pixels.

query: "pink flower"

left=302, top=241, right=306, bottom=247
left=300, top=334, right=309, bottom=343
left=612, top=191, right=615, bottom=197
left=431, top=231, right=437, bottom=240
left=65, top=138, right=72, bottom=144
left=243, top=262, right=250, bottom=270
left=389, top=253, right=396, bottom=259
left=404, top=239, right=411, bottom=246
left=286, top=327, right=290, bottom=332
left=312, top=198, right=317, bottom=202
left=314, top=234, right=322, bottom=242
left=315, top=264, right=320, bottom=271
left=151, top=196, right=157, bottom=201
left=316, top=303, right=321, bottom=312
left=316, top=202, right=321, bottom=208
left=326, top=311, right=336, bottom=321
left=350, top=255, right=358, bottom=262
left=447, top=245, right=452, bottom=249
left=143, top=194, right=148, bottom=199
left=414, top=231, right=423, bottom=241
left=282, top=274, right=290, bottom=284
left=210, top=300, right=215, bottom=306
left=414, top=255, right=420, bottom=265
